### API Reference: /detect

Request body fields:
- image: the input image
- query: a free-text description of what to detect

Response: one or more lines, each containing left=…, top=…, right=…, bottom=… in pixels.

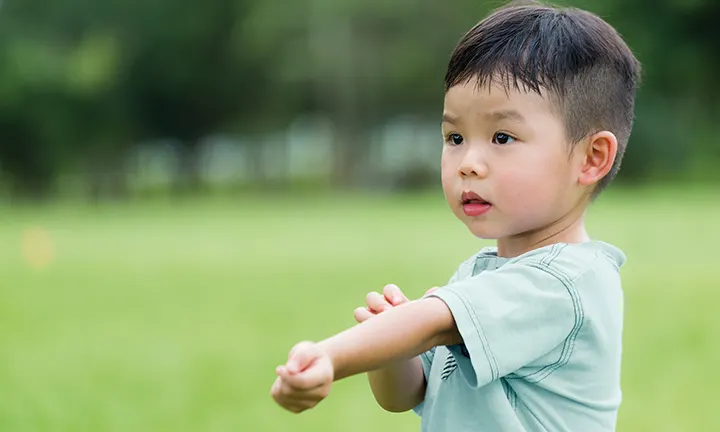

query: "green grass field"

left=1, top=188, right=718, bottom=431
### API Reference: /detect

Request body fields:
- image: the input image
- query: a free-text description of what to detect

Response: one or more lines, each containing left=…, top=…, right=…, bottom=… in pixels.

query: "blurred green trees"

left=0, top=0, right=717, bottom=198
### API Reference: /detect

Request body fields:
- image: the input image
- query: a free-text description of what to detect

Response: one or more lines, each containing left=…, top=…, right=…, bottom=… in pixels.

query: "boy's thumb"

left=286, top=341, right=318, bottom=373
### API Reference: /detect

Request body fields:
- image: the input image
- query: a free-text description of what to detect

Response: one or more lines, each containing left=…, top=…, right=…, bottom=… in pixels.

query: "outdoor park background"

left=1, top=0, right=718, bottom=431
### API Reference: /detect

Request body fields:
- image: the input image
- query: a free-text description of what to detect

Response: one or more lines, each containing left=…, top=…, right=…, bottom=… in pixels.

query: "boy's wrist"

left=317, top=336, right=354, bottom=381
left=315, top=340, right=338, bottom=377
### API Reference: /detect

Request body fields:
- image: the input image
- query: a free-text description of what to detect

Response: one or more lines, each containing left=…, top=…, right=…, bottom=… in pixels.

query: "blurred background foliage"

left=0, top=0, right=717, bottom=201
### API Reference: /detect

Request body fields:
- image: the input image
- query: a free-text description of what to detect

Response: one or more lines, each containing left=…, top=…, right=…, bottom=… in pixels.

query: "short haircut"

left=445, top=1, right=642, bottom=195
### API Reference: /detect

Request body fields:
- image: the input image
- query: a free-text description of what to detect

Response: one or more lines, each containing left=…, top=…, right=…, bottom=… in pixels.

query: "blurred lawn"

left=1, top=187, right=718, bottom=431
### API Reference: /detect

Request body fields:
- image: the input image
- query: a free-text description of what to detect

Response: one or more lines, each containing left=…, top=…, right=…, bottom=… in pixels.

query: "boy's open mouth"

left=461, top=191, right=492, bottom=216
left=461, top=191, right=489, bottom=205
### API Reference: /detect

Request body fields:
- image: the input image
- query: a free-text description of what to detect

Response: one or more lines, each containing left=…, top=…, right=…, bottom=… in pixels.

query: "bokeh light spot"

left=21, top=226, right=55, bottom=270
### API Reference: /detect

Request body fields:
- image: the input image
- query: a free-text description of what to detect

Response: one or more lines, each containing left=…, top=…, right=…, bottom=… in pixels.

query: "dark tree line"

left=0, top=0, right=717, bottom=198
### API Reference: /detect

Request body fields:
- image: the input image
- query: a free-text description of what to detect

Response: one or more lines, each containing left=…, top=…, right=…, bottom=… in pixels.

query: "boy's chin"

left=454, top=212, right=508, bottom=240
left=464, top=223, right=502, bottom=240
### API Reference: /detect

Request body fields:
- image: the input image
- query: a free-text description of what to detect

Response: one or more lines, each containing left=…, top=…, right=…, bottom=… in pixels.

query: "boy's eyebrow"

left=486, top=109, right=525, bottom=123
left=442, top=110, right=525, bottom=125
left=442, top=112, right=459, bottom=123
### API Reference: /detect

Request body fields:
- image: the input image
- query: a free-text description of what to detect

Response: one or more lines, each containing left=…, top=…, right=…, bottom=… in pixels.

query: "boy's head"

left=441, top=1, right=641, bottom=242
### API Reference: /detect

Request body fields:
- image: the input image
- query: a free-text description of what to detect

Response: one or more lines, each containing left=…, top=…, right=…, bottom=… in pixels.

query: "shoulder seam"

left=510, top=261, right=585, bottom=383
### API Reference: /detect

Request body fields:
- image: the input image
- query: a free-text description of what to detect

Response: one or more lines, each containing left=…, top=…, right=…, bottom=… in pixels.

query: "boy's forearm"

left=367, top=357, right=426, bottom=412
left=317, top=297, right=460, bottom=381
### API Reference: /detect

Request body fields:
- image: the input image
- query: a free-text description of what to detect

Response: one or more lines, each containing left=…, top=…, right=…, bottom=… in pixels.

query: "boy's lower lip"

left=463, top=203, right=492, bottom=217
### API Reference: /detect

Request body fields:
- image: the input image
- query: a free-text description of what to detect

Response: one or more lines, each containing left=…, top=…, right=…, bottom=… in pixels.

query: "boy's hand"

left=270, top=342, right=333, bottom=414
left=353, top=284, right=439, bottom=323
left=353, top=284, right=408, bottom=323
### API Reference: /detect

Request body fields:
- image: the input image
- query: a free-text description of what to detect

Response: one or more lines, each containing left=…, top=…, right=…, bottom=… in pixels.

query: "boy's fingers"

left=286, top=342, right=319, bottom=374
left=270, top=377, right=282, bottom=398
left=273, top=386, right=305, bottom=412
left=284, top=364, right=332, bottom=392
left=353, top=307, right=374, bottom=323
left=288, top=341, right=314, bottom=361
left=281, top=369, right=327, bottom=391
left=366, top=291, right=391, bottom=313
left=383, top=284, right=408, bottom=305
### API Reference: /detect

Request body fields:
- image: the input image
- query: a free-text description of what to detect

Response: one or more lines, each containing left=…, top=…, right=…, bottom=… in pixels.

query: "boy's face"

left=441, top=81, right=586, bottom=241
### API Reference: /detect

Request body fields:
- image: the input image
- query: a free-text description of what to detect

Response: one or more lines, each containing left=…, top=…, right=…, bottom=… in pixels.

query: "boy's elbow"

left=370, top=381, right=425, bottom=414
left=377, top=396, right=423, bottom=413
left=380, top=404, right=410, bottom=413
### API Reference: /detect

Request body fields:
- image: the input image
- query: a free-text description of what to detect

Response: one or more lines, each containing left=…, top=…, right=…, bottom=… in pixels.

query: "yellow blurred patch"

left=21, top=227, right=55, bottom=270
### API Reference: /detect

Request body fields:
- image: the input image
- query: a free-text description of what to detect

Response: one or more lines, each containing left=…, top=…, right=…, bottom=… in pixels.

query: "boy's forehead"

left=443, top=81, right=554, bottom=119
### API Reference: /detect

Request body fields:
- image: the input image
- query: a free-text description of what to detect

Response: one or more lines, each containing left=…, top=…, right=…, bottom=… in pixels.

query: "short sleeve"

left=412, top=347, right=436, bottom=416
left=413, top=262, right=469, bottom=416
left=429, top=261, right=580, bottom=389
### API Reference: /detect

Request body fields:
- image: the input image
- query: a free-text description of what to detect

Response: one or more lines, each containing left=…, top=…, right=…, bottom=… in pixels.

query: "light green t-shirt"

left=414, top=241, right=626, bottom=432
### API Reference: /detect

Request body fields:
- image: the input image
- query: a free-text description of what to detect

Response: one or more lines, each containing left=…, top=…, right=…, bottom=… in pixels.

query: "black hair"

left=445, top=1, right=642, bottom=195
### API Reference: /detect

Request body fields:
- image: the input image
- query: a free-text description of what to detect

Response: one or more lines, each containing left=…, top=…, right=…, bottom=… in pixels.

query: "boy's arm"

left=319, top=297, right=460, bottom=380
left=271, top=297, right=460, bottom=413
left=352, top=284, right=440, bottom=413
left=366, top=357, right=425, bottom=413
left=272, top=259, right=581, bottom=414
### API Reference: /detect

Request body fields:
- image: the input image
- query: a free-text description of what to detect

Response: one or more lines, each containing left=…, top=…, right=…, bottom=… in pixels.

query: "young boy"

left=270, top=2, right=641, bottom=431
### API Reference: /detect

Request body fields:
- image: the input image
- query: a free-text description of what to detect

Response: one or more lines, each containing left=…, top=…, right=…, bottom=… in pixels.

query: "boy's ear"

left=578, top=131, right=617, bottom=187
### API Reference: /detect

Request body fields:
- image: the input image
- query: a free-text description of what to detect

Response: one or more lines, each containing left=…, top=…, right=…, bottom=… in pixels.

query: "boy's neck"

left=496, top=211, right=590, bottom=258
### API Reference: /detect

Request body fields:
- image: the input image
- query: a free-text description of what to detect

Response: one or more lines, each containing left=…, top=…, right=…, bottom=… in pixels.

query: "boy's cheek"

left=440, top=174, right=459, bottom=198
left=499, top=165, right=557, bottom=194
left=440, top=162, right=457, bottom=183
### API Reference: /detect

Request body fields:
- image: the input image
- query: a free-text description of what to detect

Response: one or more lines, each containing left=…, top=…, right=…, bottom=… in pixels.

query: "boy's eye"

left=447, top=133, right=464, bottom=145
left=492, top=132, right=515, bottom=145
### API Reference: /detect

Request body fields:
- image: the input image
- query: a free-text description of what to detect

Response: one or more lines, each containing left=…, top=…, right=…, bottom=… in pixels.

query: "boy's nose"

left=458, top=150, right=488, bottom=179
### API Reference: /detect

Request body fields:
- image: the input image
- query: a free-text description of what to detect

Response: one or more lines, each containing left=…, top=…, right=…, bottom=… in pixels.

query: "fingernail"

left=286, top=360, right=297, bottom=373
